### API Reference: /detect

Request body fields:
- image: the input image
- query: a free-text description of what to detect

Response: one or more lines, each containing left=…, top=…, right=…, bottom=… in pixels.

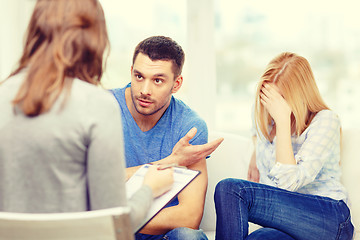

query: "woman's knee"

left=247, top=228, right=295, bottom=240
left=214, top=178, right=248, bottom=200
left=215, top=178, right=233, bottom=204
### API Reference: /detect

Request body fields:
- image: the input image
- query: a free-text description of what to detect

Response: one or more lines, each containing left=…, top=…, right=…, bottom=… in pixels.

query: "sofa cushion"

left=200, top=131, right=253, bottom=236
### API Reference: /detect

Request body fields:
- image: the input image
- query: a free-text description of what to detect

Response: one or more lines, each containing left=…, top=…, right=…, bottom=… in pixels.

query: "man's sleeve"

left=181, top=112, right=208, bottom=146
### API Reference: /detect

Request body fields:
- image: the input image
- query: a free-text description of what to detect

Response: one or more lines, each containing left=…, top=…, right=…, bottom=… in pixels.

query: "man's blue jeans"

left=135, top=227, right=208, bottom=240
left=214, top=178, right=354, bottom=240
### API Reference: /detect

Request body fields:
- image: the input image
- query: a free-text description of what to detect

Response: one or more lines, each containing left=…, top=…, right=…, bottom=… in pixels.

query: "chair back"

left=0, top=207, right=134, bottom=240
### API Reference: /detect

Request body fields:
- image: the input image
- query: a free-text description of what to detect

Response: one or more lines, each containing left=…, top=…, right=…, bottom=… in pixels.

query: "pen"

left=157, top=163, right=187, bottom=170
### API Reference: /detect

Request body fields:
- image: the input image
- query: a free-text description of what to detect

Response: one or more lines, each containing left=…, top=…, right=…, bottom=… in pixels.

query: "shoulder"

left=170, top=97, right=208, bottom=143
left=171, top=97, right=207, bottom=127
left=109, top=86, right=128, bottom=106
left=71, top=80, right=119, bottom=113
left=311, top=109, right=341, bottom=128
left=171, top=98, right=202, bottom=120
left=109, top=86, right=126, bottom=97
left=72, top=80, right=113, bottom=101
left=305, top=109, right=341, bottom=137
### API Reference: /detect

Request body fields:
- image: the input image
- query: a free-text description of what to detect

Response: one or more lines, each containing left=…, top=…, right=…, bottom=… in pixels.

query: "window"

left=100, top=0, right=187, bottom=89
left=2, top=0, right=359, bottom=136
left=214, top=0, right=360, bottom=135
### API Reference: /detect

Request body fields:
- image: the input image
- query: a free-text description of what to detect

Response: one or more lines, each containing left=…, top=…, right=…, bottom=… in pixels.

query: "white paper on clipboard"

left=126, top=164, right=200, bottom=233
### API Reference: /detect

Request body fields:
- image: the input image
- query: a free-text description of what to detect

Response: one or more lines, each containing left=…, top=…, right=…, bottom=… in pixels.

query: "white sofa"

left=201, top=130, right=360, bottom=240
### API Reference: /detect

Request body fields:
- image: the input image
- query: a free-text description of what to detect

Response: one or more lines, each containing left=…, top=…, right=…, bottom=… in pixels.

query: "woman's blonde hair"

left=254, top=52, right=329, bottom=141
left=9, top=0, right=109, bottom=117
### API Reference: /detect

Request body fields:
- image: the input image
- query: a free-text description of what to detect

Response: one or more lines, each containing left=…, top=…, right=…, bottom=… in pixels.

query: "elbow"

left=270, top=173, right=301, bottom=191
left=274, top=172, right=315, bottom=192
left=189, top=210, right=203, bottom=229
left=177, top=208, right=204, bottom=230
left=280, top=181, right=301, bottom=192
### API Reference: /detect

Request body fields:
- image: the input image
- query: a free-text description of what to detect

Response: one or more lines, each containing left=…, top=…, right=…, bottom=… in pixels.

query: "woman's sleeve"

left=127, top=185, right=153, bottom=231
left=267, top=110, right=341, bottom=191
left=86, top=92, right=152, bottom=231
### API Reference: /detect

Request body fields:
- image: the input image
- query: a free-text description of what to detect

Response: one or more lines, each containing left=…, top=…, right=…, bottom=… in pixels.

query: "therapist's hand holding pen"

left=143, top=165, right=174, bottom=198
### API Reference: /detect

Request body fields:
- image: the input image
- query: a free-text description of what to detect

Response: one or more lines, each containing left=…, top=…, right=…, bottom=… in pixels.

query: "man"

left=111, top=36, right=223, bottom=240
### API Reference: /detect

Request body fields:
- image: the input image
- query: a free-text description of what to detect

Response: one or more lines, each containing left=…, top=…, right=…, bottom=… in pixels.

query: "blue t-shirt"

left=111, top=85, right=208, bottom=168
left=111, top=85, right=208, bottom=236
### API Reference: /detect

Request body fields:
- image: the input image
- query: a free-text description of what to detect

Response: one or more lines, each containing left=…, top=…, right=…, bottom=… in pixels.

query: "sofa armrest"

left=200, top=131, right=253, bottom=232
left=341, top=128, right=360, bottom=237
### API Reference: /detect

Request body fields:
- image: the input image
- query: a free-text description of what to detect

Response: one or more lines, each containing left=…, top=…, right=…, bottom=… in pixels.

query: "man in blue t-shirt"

left=111, top=36, right=223, bottom=240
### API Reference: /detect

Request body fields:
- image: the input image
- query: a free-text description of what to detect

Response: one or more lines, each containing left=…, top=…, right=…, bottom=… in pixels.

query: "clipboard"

left=126, top=164, right=201, bottom=233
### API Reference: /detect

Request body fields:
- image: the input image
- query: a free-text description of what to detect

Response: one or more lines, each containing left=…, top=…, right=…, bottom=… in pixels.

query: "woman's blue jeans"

left=214, top=178, right=354, bottom=240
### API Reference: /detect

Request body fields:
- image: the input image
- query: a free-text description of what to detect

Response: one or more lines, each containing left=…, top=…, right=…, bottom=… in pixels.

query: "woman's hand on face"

left=260, top=83, right=292, bottom=125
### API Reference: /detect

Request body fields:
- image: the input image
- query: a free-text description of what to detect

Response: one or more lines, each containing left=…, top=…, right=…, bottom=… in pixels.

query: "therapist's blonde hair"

left=254, top=52, right=329, bottom=141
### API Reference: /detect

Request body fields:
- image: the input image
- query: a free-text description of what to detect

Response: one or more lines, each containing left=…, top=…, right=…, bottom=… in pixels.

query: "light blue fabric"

left=111, top=84, right=207, bottom=208
left=253, top=110, right=348, bottom=202
left=111, top=85, right=208, bottom=169
left=111, top=85, right=208, bottom=240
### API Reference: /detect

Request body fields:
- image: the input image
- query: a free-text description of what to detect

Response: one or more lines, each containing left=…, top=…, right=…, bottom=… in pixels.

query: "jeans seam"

left=335, top=217, right=353, bottom=240
left=237, top=185, right=343, bottom=204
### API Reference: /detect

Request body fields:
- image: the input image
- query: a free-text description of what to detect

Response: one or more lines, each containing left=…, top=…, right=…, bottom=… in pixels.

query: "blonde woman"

left=214, top=52, right=354, bottom=240
left=0, top=0, right=173, bottom=231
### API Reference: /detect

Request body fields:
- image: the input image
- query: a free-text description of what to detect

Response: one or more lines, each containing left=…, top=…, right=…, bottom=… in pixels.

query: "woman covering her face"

left=214, top=52, right=354, bottom=240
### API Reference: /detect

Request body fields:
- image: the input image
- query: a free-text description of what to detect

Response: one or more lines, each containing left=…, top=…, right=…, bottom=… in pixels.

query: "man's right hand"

left=125, top=128, right=223, bottom=180
left=170, top=127, right=224, bottom=167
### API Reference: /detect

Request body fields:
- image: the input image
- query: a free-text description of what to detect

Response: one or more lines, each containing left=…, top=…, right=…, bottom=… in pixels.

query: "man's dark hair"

left=132, top=36, right=185, bottom=77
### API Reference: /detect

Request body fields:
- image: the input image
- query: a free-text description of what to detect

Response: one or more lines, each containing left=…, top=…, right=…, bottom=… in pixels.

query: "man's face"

left=130, top=53, right=182, bottom=116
